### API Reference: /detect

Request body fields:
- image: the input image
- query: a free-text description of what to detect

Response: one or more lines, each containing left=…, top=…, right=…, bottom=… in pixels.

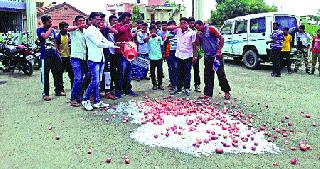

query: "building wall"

left=148, top=0, right=165, bottom=6
left=195, top=0, right=204, bottom=20
left=37, top=4, right=85, bottom=28
left=141, top=6, right=187, bottom=23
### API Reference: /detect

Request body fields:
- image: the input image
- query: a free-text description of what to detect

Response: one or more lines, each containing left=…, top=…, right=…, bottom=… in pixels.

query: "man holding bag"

left=195, top=20, right=231, bottom=100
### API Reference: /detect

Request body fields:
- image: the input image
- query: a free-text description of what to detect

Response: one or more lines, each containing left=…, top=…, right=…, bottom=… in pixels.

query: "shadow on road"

left=0, top=71, right=35, bottom=79
left=224, top=59, right=273, bottom=72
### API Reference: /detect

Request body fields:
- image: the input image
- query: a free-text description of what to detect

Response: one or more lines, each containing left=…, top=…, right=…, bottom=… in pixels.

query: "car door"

left=232, top=20, right=248, bottom=55
left=220, top=21, right=234, bottom=54
left=248, top=17, right=268, bottom=55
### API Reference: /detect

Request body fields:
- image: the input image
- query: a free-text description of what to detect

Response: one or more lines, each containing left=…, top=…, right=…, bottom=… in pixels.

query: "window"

left=221, top=22, right=233, bottom=35
left=275, top=16, right=298, bottom=29
left=140, top=13, right=145, bottom=20
left=36, top=2, right=44, bottom=8
left=250, top=17, right=266, bottom=33
left=235, top=20, right=247, bottom=34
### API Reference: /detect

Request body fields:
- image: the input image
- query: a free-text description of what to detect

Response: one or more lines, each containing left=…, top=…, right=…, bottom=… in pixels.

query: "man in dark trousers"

left=37, top=15, right=65, bottom=101
left=113, top=12, right=139, bottom=98
left=195, top=20, right=231, bottom=100
left=189, top=17, right=201, bottom=93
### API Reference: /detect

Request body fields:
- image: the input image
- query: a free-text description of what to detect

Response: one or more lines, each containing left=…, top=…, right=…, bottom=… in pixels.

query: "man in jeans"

left=164, top=20, right=178, bottom=91
left=37, top=15, right=65, bottom=101
left=267, top=22, right=284, bottom=77
left=82, top=12, right=119, bottom=111
left=67, top=15, right=87, bottom=107
left=114, top=12, right=138, bottom=98
left=168, top=17, right=197, bottom=96
left=195, top=20, right=231, bottom=100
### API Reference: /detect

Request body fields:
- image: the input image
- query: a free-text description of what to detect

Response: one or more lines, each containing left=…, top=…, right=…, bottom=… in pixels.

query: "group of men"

left=268, top=23, right=320, bottom=77
left=37, top=11, right=232, bottom=111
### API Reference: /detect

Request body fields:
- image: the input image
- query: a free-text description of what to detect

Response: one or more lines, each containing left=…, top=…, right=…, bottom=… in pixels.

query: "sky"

left=51, top=0, right=320, bottom=20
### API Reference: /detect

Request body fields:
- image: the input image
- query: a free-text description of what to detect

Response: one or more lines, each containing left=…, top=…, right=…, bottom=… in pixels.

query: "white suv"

left=220, top=12, right=300, bottom=69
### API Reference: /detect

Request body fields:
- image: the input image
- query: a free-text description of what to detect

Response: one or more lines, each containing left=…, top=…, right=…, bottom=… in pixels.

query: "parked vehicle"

left=0, top=43, right=34, bottom=76
left=220, top=12, right=300, bottom=69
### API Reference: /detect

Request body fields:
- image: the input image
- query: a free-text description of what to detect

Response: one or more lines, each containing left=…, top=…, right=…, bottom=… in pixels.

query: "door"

left=232, top=20, right=248, bottom=55
left=248, top=17, right=267, bottom=55
left=220, top=21, right=234, bottom=54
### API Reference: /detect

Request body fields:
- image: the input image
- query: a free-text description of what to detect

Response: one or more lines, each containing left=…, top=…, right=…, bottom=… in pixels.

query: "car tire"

left=243, top=50, right=260, bottom=69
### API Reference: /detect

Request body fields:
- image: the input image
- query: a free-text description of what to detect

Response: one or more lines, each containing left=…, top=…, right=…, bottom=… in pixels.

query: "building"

left=147, top=0, right=164, bottom=6
left=106, top=0, right=186, bottom=23
left=141, top=3, right=186, bottom=22
left=0, top=0, right=39, bottom=43
left=0, top=0, right=26, bottom=33
left=194, top=0, right=204, bottom=20
left=37, top=2, right=88, bottom=29
left=106, top=3, right=132, bottom=17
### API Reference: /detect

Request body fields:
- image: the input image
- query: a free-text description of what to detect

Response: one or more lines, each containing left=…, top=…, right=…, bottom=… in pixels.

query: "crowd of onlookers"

left=268, top=23, right=320, bottom=77
left=37, top=11, right=232, bottom=111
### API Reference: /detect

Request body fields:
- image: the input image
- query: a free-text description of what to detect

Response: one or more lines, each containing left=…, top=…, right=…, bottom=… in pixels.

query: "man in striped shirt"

left=164, top=20, right=178, bottom=91
left=267, top=22, right=284, bottom=77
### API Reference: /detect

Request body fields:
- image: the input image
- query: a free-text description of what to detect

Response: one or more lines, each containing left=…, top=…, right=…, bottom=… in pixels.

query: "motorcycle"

left=0, top=42, right=34, bottom=76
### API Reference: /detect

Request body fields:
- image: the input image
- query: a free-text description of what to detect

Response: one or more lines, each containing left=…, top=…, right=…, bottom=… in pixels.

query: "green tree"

left=211, top=0, right=277, bottom=25
left=132, top=5, right=142, bottom=23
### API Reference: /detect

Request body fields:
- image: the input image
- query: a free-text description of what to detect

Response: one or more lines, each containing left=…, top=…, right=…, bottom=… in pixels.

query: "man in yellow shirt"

left=56, top=21, right=74, bottom=87
left=281, top=27, right=292, bottom=73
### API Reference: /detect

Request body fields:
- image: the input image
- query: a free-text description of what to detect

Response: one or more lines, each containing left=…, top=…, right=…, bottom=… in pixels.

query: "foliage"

left=165, top=0, right=177, bottom=7
left=305, top=24, right=320, bottom=37
left=211, top=0, right=278, bottom=25
left=132, top=5, right=142, bottom=23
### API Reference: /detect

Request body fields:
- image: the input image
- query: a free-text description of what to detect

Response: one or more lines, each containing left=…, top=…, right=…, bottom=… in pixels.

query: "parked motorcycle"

left=0, top=43, right=34, bottom=76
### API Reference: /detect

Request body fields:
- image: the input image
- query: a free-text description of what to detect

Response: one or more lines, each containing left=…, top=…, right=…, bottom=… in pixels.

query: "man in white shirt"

left=67, top=15, right=87, bottom=107
left=168, top=17, right=197, bottom=96
left=82, top=12, right=119, bottom=111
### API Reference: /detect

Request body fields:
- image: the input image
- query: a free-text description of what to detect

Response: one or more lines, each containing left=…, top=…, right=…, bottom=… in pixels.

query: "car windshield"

left=275, top=16, right=298, bottom=29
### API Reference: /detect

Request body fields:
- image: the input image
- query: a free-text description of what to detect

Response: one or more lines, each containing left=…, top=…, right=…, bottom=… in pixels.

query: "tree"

left=132, top=5, right=142, bottom=23
left=211, top=0, right=277, bottom=25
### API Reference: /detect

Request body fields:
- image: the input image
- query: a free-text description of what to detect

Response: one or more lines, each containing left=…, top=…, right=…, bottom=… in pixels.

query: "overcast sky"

left=51, top=0, right=320, bottom=19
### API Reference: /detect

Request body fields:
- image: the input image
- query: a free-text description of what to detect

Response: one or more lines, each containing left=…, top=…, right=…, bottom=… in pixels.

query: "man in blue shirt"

left=267, top=22, right=284, bottom=77
left=37, top=15, right=65, bottom=101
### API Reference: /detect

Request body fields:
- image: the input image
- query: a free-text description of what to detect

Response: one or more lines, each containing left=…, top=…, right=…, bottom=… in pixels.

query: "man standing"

left=267, top=22, right=284, bottom=77
left=294, top=25, right=312, bottom=74
left=157, top=21, right=168, bottom=40
left=67, top=15, right=87, bottom=107
left=164, top=20, right=178, bottom=91
left=99, top=13, right=118, bottom=100
left=133, top=23, right=149, bottom=80
left=82, top=12, right=118, bottom=111
left=37, top=15, right=65, bottom=101
left=281, top=27, right=293, bottom=73
left=113, top=12, right=138, bottom=98
left=168, top=17, right=197, bottom=96
left=56, top=21, right=74, bottom=87
left=107, top=15, right=121, bottom=96
left=311, top=29, right=320, bottom=76
left=189, top=17, right=201, bottom=93
left=195, top=20, right=231, bottom=100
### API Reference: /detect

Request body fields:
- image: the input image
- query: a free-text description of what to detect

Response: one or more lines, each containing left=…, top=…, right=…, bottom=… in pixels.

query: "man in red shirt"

left=113, top=12, right=138, bottom=98
left=311, top=29, right=320, bottom=75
